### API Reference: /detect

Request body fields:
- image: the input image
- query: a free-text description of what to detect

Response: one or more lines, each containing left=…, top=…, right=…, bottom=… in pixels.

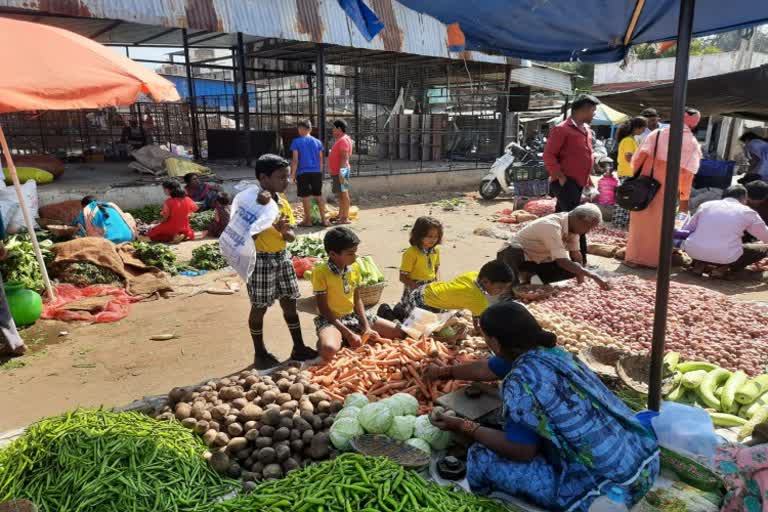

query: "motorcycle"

left=479, top=142, right=544, bottom=200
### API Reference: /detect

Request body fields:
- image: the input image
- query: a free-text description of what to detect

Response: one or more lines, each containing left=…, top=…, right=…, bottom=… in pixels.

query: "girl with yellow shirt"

left=247, top=154, right=318, bottom=369
left=399, top=216, right=443, bottom=301
left=615, top=117, right=648, bottom=178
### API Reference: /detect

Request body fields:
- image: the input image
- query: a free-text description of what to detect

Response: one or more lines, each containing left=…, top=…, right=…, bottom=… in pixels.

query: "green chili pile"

left=213, top=453, right=510, bottom=512
left=0, top=409, right=236, bottom=512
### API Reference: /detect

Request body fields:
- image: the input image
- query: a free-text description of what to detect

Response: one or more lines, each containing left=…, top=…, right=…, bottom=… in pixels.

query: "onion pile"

left=588, top=225, right=627, bottom=247
left=536, top=275, right=768, bottom=375
left=523, top=198, right=556, bottom=217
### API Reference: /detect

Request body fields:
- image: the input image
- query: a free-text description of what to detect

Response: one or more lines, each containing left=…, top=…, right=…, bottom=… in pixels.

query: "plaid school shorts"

left=314, top=310, right=378, bottom=334
left=247, top=251, right=300, bottom=308
left=612, top=178, right=631, bottom=229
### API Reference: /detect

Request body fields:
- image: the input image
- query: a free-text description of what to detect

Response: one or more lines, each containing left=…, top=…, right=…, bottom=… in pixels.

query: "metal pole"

left=317, top=45, right=327, bottom=153
left=231, top=47, right=242, bottom=161
left=182, top=29, right=201, bottom=160
left=647, top=0, right=696, bottom=412
left=237, top=32, right=252, bottom=164
left=498, top=64, right=511, bottom=155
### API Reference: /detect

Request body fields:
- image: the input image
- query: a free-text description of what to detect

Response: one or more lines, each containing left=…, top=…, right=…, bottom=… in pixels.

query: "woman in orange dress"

left=625, top=109, right=702, bottom=268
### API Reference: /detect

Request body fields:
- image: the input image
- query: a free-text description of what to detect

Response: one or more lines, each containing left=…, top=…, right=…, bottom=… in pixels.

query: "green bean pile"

left=0, top=409, right=236, bottom=512
left=214, top=453, right=510, bottom=512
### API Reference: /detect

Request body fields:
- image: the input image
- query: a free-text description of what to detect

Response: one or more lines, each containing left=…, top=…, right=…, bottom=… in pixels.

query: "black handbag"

left=615, top=131, right=661, bottom=211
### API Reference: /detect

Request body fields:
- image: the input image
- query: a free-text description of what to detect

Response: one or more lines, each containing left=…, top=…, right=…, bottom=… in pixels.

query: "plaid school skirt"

left=399, top=279, right=435, bottom=303
left=314, top=310, right=378, bottom=334
left=399, top=284, right=444, bottom=320
left=246, top=251, right=300, bottom=308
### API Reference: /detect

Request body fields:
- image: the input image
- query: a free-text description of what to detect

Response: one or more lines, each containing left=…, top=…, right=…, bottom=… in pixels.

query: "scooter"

left=479, top=142, right=543, bottom=200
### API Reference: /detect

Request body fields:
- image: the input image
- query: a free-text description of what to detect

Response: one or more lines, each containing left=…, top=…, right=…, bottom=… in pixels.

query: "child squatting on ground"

left=247, top=154, right=318, bottom=369
left=312, top=227, right=406, bottom=361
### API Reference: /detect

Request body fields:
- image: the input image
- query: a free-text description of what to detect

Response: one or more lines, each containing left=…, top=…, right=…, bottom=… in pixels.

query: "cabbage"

left=405, top=438, right=431, bottom=455
left=335, top=406, right=361, bottom=421
left=380, top=397, right=404, bottom=417
left=389, top=393, right=419, bottom=417
left=386, top=415, right=416, bottom=441
left=358, top=402, right=394, bottom=434
left=329, top=417, right=363, bottom=451
left=344, top=393, right=369, bottom=409
left=414, top=414, right=452, bottom=450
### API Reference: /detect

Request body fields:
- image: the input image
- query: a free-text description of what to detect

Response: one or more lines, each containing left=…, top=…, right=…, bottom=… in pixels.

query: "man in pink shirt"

left=683, top=185, right=768, bottom=278
left=328, top=119, right=353, bottom=224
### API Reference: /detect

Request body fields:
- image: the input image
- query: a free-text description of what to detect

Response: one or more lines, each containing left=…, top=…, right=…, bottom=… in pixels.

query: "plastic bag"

left=0, top=180, right=39, bottom=233
left=3, top=167, right=54, bottom=185
left=41, top=284, right=139, bottom=323
left=651, top=401, right=719, bottom=467
left=401, top=307, right=455, bottom=339
left=310, top=199, right=322, bottom=225
left=219, top=185, right=279, bottom=281
left=292, top=256, right=318, bottom=278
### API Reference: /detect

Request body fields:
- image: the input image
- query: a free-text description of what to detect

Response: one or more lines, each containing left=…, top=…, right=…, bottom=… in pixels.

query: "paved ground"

left=1, top=189, right=766, bottom=431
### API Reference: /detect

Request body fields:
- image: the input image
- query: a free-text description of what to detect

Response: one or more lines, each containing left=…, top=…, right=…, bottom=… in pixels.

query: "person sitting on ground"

left=0, top=236, right=27, bottom=357
left=738, top=132, right=768, bottom=184
left=148, top=180, right=198, bottom=243
left=497, top=203, right=610, bottom=289
left=746, top=180, right=768, bottom=225
left=290, top=119, right=329, bottom=227
left=121, top=117, right=147, bottom=151
left=73, top=195, right=136, bottom=244
left=683, top=185, right=768, bottom=278
left=246, top=155, right=317, bottom=368
left=205, top=192, right=231, bottom=238
left=183, top=173, right=220, bottom=211
left=399, top=260, right=515, bottom=331
left=424, top=301, right=659, bottom=511
left=313, top=227, right=406, bottom=361
left=328, top=120, right=353, bottom=224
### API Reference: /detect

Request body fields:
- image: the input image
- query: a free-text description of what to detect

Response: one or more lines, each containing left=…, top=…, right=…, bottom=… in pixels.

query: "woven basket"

left=358, top=282, right=386, bottom=308
left=578, top=345, right=626, bottom=381
left=350, top=434, right=430, bottom=468
left=512, top=284, right=557, bottom=302
left=616, top=354, right=676, bottom=395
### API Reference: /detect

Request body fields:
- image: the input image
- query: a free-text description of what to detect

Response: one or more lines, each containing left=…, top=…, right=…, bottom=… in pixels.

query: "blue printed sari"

left=467, top=347, right=659, bottom=511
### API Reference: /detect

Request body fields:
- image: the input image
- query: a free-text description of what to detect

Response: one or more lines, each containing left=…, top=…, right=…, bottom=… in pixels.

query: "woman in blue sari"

left=73, top=195, right=136, bottom=244
left=426, top=301, right=659, bottom=511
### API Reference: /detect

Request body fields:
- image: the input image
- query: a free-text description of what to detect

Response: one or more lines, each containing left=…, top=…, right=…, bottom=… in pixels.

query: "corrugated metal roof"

left=0, top=0, right=516, bottom=65
left=509, top=65, right=573, bottom=95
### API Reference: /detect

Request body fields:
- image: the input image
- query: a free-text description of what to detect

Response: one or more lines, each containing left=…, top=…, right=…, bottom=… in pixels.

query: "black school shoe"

left=376, top=303, right=397, bottom=322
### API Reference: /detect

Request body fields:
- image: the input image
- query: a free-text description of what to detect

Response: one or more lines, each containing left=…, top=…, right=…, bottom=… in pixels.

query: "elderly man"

left=497, top=204, right=610, bottom=289
left=684, top=185, right=768, bottom=278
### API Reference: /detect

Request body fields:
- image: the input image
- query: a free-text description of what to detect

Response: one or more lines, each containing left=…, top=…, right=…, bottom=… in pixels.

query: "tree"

left=551, top=61, right=594, bottom=92
left=632, top=38, right=721, bottom=59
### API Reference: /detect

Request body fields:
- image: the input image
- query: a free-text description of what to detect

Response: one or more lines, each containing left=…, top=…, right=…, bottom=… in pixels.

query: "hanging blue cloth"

left=338, top=0, right=384, bottom=41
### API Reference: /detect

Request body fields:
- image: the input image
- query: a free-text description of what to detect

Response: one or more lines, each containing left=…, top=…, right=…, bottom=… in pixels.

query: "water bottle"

left=588, top=486, right=629, bottom=512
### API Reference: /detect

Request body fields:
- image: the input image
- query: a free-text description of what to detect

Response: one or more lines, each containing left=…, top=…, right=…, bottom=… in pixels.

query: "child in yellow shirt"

left=247, top=154, right=317, bottom=369
left=400, top=216, right=442, bottom=300
left=312, top=227, right=406, bottom=361
left=400, top=260, right=515, bottom=329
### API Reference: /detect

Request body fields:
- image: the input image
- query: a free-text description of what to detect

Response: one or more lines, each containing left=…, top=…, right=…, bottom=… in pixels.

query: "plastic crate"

left=508, top=165, right=548, bottom=182
left=693, top=160, right=735, bottom=190
left=513, top=179, right=549, bottom=197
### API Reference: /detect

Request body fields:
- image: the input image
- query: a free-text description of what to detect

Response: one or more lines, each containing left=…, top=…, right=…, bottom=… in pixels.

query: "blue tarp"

left=396, top=0, right=768, bottom=63
left=161, top=75, right=258, bottom=109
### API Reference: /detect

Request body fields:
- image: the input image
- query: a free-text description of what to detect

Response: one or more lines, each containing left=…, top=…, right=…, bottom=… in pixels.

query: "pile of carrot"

left=308, top=337, right=479, bottom=412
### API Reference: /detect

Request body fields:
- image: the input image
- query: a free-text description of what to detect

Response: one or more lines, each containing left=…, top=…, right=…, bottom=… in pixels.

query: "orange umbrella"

left=0, top=17, right=180, bottom=299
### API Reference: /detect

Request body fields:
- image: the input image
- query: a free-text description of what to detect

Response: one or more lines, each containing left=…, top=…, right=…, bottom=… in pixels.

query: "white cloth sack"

left=0, top=179, right=39, bottom=233
left=219, top=185, right=279, bottom=281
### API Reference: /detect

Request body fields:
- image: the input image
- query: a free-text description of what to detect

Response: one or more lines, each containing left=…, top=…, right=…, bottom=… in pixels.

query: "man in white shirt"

left=683, top=185, right=768, bottom=277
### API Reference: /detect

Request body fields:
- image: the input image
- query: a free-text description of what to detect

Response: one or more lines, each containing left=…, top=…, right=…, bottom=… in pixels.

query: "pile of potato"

left=156, top=367, right=342, bottom=485
left=527, top=303, right=621, bottom=354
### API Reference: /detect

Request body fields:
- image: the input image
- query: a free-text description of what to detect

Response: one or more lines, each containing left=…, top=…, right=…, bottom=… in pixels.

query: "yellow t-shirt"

left=254, top=194, right=295, bottom=253
left=617, top=136, right=639, bottom=177
left=423, top=271, right=489, bottom=317
left=312, top=262, right=361, bottom=317
left=400, top=246, right=440, bottom=282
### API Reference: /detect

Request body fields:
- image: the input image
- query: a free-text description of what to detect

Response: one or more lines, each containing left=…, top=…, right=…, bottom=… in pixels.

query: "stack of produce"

left=522, top=198, right=556, bottom=217
left=190, top=210, right=216, bottom=231
left=536, top=275, right=768, bottom=375
left=528, top=303, right=620, bottom=353
left=356, top=256, right=385, bottom=286
left=663, top=357, right=768, bottom=440
left=0, top=409, right=234, bottom=512
left=156, top=367, right=339, bottom=482
left=588, top=225, right=627, bottom=247
left=190, top=242, right=227, bottom=270
left=308, top=338, right=475, bottom=411
left=0, top=234, right=54, bottom=291
left=329, top=394, right=451, bottom=456
left=131, top=241, right=179, bottom=274
left=287, top=235, right=326, bottom=259
left=211, top=453, right=508, bottom=512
